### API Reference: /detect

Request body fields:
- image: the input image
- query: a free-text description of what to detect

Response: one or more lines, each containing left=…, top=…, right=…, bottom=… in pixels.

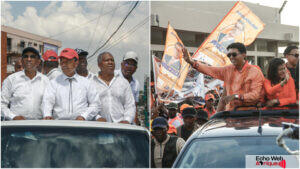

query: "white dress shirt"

left=117, top=70, right=140, bottom=102
left=1, top=71, right=50, bottom=120
left=92, top=71, right=136, bottom=123
left=42, top=73, right=101, bottom=120
left=47, top=68, right=62, bottom=81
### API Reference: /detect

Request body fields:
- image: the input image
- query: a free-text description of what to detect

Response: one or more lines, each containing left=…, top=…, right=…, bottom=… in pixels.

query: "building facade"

left=1, top=25, right=62, bottom=82
left=151, top=1, right=299, bottom=75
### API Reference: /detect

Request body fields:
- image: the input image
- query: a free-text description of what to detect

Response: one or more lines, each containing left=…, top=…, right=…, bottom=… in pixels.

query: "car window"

left=1, top=127, right=149, bottom=168
left=175, top=136, right=298, bottom=168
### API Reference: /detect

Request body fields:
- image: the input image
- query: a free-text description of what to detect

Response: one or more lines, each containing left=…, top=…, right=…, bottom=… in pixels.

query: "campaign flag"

left=157, top=23, right=190, bottom=93
left=192, top=1, right=265, bottom=66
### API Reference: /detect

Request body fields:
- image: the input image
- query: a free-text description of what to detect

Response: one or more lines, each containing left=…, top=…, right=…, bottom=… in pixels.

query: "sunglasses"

left=227, top=52, right=238, bottom=58
left=22, top=54, right=39, bottom=59
left=287, top=53, right=299, bottom=58
left=124, top=63, right=137, bottom=67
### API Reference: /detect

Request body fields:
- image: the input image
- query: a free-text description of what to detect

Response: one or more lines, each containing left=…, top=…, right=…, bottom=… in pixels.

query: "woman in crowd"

left=263, top=58, right=296, bottom=109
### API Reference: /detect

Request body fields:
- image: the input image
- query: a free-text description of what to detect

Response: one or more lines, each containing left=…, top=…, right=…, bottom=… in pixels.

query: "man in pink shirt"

left=183, top=42, right=264, bottom=111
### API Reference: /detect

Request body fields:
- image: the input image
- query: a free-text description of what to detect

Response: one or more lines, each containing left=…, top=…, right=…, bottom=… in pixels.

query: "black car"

left=1, top=120, right=150, bottom=168
left=172, top=109, right=299, bottom=168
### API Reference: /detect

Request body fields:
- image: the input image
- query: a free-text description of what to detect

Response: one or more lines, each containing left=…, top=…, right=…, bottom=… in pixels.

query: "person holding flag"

left=183, top=42, right=264, bottom=111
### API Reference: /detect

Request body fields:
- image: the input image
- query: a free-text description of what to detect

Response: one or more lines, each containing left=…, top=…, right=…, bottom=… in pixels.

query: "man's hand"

left=266, top=99, right=279, bottom=107
left=13, top=116, right=25, bottom=120
left=182, top=48, right=194, bottom=65
left=96, top=117, right=107, bottom=122
left=224, top=95, right=235, bottom=104
left=76, top=116, right=85, bottom=121
left=119, top=120, right=130, bottom=124
left=43, top=116, right=53, bottom=120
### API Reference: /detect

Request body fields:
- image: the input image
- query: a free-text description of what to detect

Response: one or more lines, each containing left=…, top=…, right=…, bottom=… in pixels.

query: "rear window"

left=1, top=127, right=149, bottom=168
left=174, top=136, right=298, bottom=168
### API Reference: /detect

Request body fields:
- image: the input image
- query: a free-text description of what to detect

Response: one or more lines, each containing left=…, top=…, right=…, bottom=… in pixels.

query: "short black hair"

left=267, top=58, right=285, bottom=84
left=283, top=46, right=298, bottom=56
left=227, top=42, right=247, bottom=54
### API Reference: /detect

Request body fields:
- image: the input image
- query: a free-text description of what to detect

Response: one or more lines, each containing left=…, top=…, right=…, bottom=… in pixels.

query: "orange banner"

left=193, top=1, right=265, bottom=66
left=157, top=23, right=190, bottom=93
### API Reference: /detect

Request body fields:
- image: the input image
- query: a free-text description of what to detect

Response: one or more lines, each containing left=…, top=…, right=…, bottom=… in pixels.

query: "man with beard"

left=92, top=52, right=136, bottom=123
left=75, top=48, right=94, bottom=79
left=176, top=107, right=200, bottom=141
left=42, top=48, right=101, bottom=120
left=2, top=47, right=49, bottom=120
left=151, top=117, right=185, bottom=168
left=42, top=50, right=61, bottom=80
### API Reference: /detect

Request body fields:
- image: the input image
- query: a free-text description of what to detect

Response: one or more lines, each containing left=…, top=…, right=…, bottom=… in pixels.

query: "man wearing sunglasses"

left=42, top=48, right=101, bottom=120
left=118, top=51, right=140, bottom=124
left=1, top=47, right=49, bottom=120
left=284, top=46, right=299, bottom=81
left=183, top=42, right=264, bottom=111
left=42, top=50, right=61, bottom=80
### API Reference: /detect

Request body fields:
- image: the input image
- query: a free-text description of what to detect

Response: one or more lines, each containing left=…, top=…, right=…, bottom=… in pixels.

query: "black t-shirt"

left=181, top=125, right=193, bottom=141
left=287, top=67, right=296, bottom=80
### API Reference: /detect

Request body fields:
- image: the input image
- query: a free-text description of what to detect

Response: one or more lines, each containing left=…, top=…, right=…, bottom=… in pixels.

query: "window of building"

left=34, top=43, right=37, bottom=47
left=7, top=38, right=12, bottom=52
left=20, top=41, right=25, bottom=48
left=28, top=42, right=32, bottom=47
left=39, top=45, right=43, bottom=53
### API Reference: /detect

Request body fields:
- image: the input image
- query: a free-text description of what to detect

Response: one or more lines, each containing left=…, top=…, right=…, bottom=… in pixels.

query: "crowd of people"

left=150, top=43, right=299, bottom=168
left=1, top=47, right=141, bottom=124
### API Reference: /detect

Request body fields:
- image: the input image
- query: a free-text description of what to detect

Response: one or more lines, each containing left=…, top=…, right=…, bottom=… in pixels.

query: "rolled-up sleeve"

left=81, top=83, right=101, bottom=121
left=1, top=78, right=16, bottom=120
left=243, top=69, right=264, bottom=103
left=193, top=61, right=227, bottom=81
left=42, top=82, right=56, bottom=118
left=123, top=83, right=136, bottom=123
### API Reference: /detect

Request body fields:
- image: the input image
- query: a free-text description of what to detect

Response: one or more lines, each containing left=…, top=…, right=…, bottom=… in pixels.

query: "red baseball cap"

left=205, top=93, right=215, bottom=101
left=43, top=50, right=59, bottom=61
left=59, top=48, right=79, bottom=60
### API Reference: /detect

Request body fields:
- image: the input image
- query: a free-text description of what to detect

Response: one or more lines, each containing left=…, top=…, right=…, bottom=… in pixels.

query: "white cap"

left=123, top=51, right=138, bottom=63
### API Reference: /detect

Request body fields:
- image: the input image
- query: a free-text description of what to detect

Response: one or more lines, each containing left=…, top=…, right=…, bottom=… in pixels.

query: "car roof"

left=1, top=120, right=149, bottom=133
left=189, top=109, right=299, bottom=139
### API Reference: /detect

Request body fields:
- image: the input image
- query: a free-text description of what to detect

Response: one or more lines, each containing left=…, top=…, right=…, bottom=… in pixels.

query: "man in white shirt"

left=92, top=52, right=136, bottom=124
left=42, top=50, right=61, bottom=80
left=1, top=47, right=49, bottom=120
left=75, top=48, right=95, bottom=80
left=42, top=48, right=101, bottom=120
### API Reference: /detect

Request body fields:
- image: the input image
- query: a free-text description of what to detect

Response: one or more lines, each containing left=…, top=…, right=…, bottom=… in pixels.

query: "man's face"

left=77, top=55, right=88, bottom=71
left=168, top=108, right=177, bottom=118
left=121, top=59, right=137, bottom=78
left=205, top=99, right=214, bottom=109
left=183, top=116, right=196, bottom=128
left=21, top=51, right=40, bottom=72
left=196, top=119, right=207, bottom=126
left=60, top=57, right=78, bottom=77
left=286, top=48, right=299, bottom=67
left=227, top=48, right=245, bottom=68
left=99, top=53, right=115, bottom=74
left=152, top=127, right=168, bottom=143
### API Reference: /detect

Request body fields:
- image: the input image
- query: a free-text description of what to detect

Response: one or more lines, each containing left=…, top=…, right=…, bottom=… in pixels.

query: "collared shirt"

left=47, top=68, right=62, bottom=80
left=193, top=61, right=264, bottom=110
left=42, top=73, right=101, bottom=120
left=153, top=135, right=185, bottom=168
left=92, top=71, right=136, bottom=123
left=1, top=71, right=49, bottom=120
left=87, top=71, right=95, bottom=80
left=117, top=70, right=140, bottom=102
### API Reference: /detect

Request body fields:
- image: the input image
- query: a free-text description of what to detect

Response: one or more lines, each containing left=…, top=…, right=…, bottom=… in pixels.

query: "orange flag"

left=193, top=1, right=265, bottom=66
left=157, top=23, right=190, bottom=93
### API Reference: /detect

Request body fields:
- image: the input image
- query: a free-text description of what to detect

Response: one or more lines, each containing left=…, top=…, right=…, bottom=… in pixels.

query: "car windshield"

left=175, top=136, right=298, bottom=168
left=1, top=127, right=149, bottom=168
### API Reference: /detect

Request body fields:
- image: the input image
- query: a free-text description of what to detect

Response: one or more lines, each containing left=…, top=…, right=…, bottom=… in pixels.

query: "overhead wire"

left=87, top=1, right=139, bottom=59
left=87, top=1, right=106, bottom=51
